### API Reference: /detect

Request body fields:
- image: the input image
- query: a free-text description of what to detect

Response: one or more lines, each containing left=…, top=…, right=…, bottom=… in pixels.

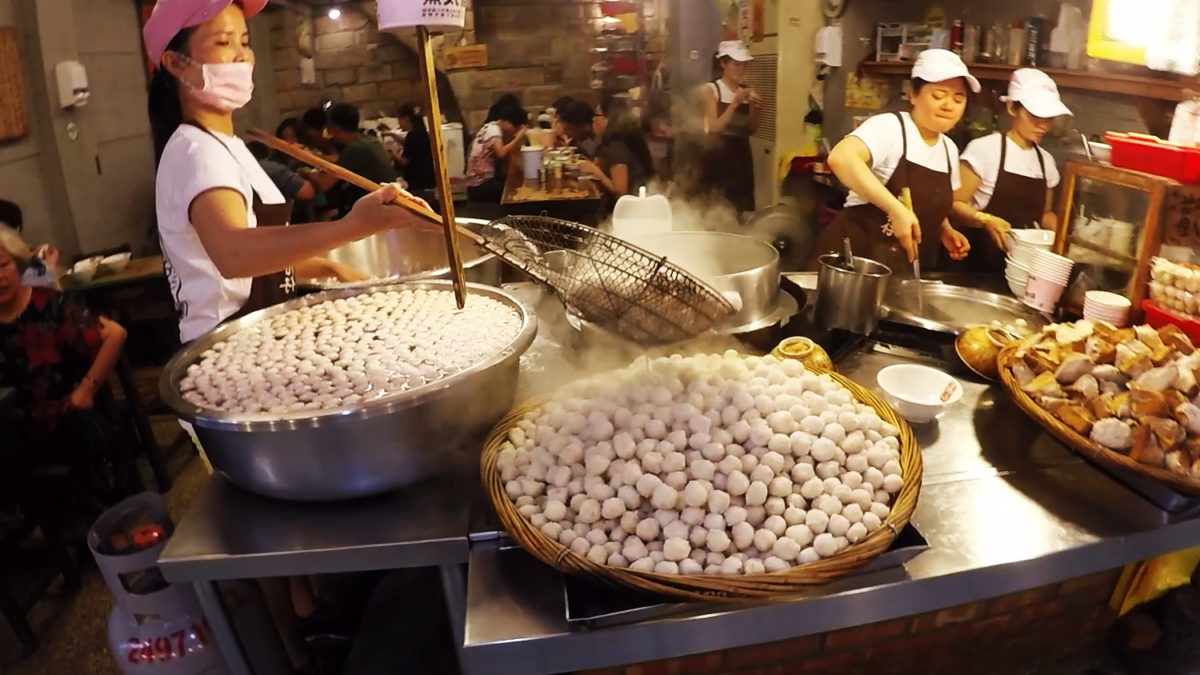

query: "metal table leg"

left=440, top=563, right=467, bottom=654
left=194, top=581, right=251, bottom=675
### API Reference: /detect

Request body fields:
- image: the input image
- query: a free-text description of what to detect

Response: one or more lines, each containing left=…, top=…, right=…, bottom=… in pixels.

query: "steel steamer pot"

left=160, top=281, right=538, bottom=501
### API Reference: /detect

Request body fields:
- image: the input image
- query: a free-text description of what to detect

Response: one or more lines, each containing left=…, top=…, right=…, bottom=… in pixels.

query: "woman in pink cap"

left=952, top=68, right=1070, bottom=273
left=811, top=49, right=974, bottom=274
left=143, top=0, right=431, bottom=345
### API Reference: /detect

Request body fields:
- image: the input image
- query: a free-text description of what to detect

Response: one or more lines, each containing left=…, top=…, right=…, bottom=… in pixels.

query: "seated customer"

left=310, top=103, right=398, bottom=218
left=558, top=100, right=600, bottom=158
left=0, top=199, right=59, bottom=288
left=247, top=141, right=317, bottom=203
left=0, top=225, right=126, bottom=447
left=579, top=100, right=654, bottom=202
left=465, top=94, right=528, bottom=203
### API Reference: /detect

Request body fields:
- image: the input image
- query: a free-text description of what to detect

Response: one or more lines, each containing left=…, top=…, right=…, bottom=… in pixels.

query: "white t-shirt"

left=466, top=121, right=503, bottom=187
left=155, top=125, right=285, bottom=343
left=845, top=112, right=961, bottom=208
left=960, top=132, right=1061, bottom=210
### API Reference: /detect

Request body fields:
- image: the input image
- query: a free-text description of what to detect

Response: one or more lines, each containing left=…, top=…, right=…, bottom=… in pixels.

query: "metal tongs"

left=837, top=237, right=855, bottom=272
left=899, top=187, right=923, bottom=312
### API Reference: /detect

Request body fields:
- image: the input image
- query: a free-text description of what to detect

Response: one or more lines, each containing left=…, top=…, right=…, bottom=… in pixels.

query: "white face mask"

left=175, top=54, right=255, bottom=111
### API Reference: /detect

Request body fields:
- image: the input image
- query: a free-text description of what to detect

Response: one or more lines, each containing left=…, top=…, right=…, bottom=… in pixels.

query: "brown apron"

left=702, top=80, right=756, bottom=215
left=187, top=123, right=296, bottom=323
left=963, top=134, right=1050, bottom=274
left=809, top=112, right=954, bottom=275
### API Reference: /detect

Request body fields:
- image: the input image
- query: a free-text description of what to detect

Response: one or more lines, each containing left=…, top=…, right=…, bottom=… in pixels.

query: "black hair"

left=246, top=140, right=270, bottom=160
left=487, top=94, right=528, bottom=127
left=559, top=100, right=595, bottom=127
left=0, top=199, right=22, bottom=232
left=328, top=103, right=360, bottom=132
left=600, top=101, right=654, bottom=182
left=302, top=107, right=328, bottom=131
left=397, top=103, right=420, bottom=123
left=275, top=117, right=299, bottom=139
left=552, top=96, right=575, bottom=113
left=712, top=54, right=733, bottom=79
left=147, top=27, right=198, bottom=164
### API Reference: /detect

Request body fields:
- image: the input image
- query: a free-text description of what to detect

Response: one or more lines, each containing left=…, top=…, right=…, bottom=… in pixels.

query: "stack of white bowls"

left=1022, top=248, right=1075, bottom=313
left=1083, top=290, right=1132, bottom=326
left=1004, top=229, right=1055, bottom=297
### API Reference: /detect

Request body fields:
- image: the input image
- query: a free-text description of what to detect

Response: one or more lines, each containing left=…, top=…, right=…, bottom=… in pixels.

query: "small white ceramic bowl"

left=99, top=252, right=132, bottom=275
left=876, top=364, right=963, bottom=423
left=70, top=256, right=102, bottom=283
left=1005, top=273, right=1027, bottom=298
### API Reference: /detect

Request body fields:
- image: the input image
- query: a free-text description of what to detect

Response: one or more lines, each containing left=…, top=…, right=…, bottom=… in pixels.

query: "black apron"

left=187, top=123, right=296, bottom=323
left=702, top=80, right=756, bottom=215
left=963, top=134, right=1050, bottom=274
left=809, top=113, right=955, bottom=275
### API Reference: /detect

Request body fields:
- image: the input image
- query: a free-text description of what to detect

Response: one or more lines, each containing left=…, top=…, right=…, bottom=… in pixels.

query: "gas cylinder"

left=89, top=493, right=227, bottom=674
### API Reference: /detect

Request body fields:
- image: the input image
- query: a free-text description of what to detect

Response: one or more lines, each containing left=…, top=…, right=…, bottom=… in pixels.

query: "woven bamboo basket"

left=997, top=338, right=1200, bottom=496
left=480, top=368, right=923, bottom=601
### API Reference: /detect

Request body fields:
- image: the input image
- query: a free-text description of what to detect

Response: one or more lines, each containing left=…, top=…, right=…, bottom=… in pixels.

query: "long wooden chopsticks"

left=245, top=129, right=483, bottom=304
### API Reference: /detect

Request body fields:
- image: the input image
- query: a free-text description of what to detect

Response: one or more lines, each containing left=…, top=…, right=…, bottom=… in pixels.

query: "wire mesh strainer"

left=481, top=216, right=736, bottom=345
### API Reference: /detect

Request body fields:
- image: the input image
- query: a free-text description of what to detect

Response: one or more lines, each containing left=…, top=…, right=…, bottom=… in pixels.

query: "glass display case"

left=1054, top=160, right=1174, bottom=316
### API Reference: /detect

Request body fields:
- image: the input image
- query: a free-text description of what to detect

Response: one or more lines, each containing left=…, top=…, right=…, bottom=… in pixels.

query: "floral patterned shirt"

left=0, top=287, right=103, bottom=435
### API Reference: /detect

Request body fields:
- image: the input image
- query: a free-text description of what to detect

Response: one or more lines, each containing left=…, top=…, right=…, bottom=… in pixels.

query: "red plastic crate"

left=1106, top=132, right=1200, bottom=184
left=1142, top=299, right=1200, bottom=345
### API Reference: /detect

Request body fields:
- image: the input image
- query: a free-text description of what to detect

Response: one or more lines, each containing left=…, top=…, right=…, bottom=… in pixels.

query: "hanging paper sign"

left=443, top=44, right=488, bottom=70
left=377, top=0, right=466, bottom=30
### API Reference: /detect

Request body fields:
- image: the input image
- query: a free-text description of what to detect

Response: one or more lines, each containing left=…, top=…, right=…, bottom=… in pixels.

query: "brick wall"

left=265, top=0, right=599, bottom=132
left=575, top=568, right=1122, bottom=675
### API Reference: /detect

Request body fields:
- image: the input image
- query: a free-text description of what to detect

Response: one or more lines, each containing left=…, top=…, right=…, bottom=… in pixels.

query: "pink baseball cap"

left=143, top=0, right=268, bottom=66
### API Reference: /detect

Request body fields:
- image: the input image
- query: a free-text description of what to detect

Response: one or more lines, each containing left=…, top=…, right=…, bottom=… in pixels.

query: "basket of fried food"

left=997, top=319, right=1200, bottom=494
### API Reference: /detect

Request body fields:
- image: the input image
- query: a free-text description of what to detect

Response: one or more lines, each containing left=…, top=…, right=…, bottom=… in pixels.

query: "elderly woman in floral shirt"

left=0, top=226, right=126, bottom=442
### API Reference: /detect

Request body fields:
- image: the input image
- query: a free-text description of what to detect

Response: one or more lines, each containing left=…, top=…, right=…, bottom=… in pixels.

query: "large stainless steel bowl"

left=628, top=231, right=781, bottom=333
left=159, top=281, right=538, bottom=501
left=301, top=217, right=502, bottom=290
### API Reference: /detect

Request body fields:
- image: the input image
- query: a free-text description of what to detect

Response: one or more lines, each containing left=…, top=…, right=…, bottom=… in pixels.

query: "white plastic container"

left=611, top=187, right=672, bottom=242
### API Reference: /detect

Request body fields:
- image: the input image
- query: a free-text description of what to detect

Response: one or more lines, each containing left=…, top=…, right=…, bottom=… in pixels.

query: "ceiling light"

left=328, top=7, right=341, bottom=20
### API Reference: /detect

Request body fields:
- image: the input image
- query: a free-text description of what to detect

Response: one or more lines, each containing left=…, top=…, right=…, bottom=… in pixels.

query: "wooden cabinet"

left=1053, top=160, right=1200, bottom=316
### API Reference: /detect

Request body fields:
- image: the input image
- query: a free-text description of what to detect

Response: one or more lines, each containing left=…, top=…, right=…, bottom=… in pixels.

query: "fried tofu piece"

left=1166, top=450, right=1187, bottom=475
left=1056, top=405, right=1095, bottom=436
left=1151, top=344, right=1176, bottom=366
left=1113, top=392, right=1132, bottom=418
left=1131, top=424, right=1167, bottom=467
left=1130, top=389, right=1171, bottom=418
left=1136, top=325, right=1166, bottom=352
left=1145, top=416, right=1186, bottom=450
left=1087, top=394, right=1115, bottom=421
left=1086, top=335, right=1117, bottom=365
left=1116, top=344, right=1153, bottom=378
left=1159, top=324, right=1195, bottom=355
left=1023, top=371, right=1064, bottom=398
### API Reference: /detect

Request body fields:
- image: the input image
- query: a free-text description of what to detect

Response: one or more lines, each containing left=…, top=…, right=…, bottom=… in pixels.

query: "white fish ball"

left=732, top=521, right=755, bottom=550
left=816, top=461, right=841, bottom=479
left=718, top=455, right=743, bottom=476
left=789, top=432, right=812, bottom=457
left=745, top=481, right=769, bottom=506
left=763, top=515, right=787, bottom=537
left=601, top=497, right=626, bottom=520
left=791, top=463, right=817, bottom=484
left=842, top=471, right=863, bottom=490
left=634, top=515, right=661, bottom=541
left=870, top=502, right=891, bottom=520
left=689, top=526, right=709, bottom=548
left=846, top=454, right=869, bottom=474
left=750, top=464, right=775, bottom=484
left=849, top=488, right=874, bottom=510
left=813, top=533, right=838, bottom=558
left=806, top=509, right=829, bottom=533
left=629, top=557, right=655, bottom=573
left=828, top=513, right=850, bottom=537
left=663, top=537, right=690, bottom=562
left=704, top=513, right=726, bottom=532
left=586, top=481, right=615, bottom=502
left=663, top=451, right=687, bottom=473
left=866, top=446, right=890, bottom=469
left=642, top=451, right=664, bottom=474
left=570, top=537, right=591, bottom=556
left=832, top=485, right=854, bottom=505
left=765, top=496, right=786, bottom=516
left=862, top=512, right=882, bottom=532
left=576, top=499, right=601, bottom=524
left=635, top=473, right=663, bottom=499
left=811, top=438, right=838, bottom=463
left=721, top=556, right=744, bottom=575
left=763, top=556, right=789, bottom=573
left=800, top=415, right=825, bottom=435
left=726, top=443, right=746, bottom=458
left=785, top=524, right=815, bottom=548
left=682, top=481, right=709, bottom=508
left=798, top=547, right=821, bottom=564
left=543, top=500, right=567, bottom=522
left=846, top=522, right=868, bottom=544
left=654, top=560, right=679, bottom=575
left=767, top=411, right=796, bottom=434
left=729, top=419, right=751, bottom=443
left=837, top=411, right=861, bottom=432
left=800, top=477, right=824, bottom=499
left=784, top=506, right=806, bottom=526
left=541, top=522, right=563, bottom=540
left=706, top=529, right=732, bottom=553
left=681, top=507, right=705, bottom=527
left=821, top=423, right=846, bottom=445
left=744, top=558, right=766, bottom=575
left=559, top=528, right=578, bottom=547
left=691, top=459, right=716, bottom=481
left=748, top=423, right=773, bottom=449
left=875, top=489, right=891, bottom=504
left=678, top=558, right=703, bottom=575
left=864, top=467, right=885, bottom=490
left=761, top=451, right=787, bottom=475
left=709, top=489, right=731, bottom=514
left=726, top=506, right=748, bottom=527
left=620, top=511, right=640, bottom=534
left=753, top=528, right=778, bottom=553
left=607, top=552, right=629, bottom=568
left=882, top=459, right=902, bottom=477
left=841, top=503, right=864, bottom=523
left=741, top=454, right=759, bottom=474
left=701, top=443, right=725, bottom=462
left=765, top=475, right=791, bottom=498
left=663, top=520, right=690, bottom=541
left=772, top=536, right=802, bottom=562
left=586, top=529, right=609, bottom=547
left=883, top=474, right=904, bottom=494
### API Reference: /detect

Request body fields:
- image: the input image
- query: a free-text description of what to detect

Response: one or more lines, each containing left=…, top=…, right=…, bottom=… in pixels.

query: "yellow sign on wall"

left=443, top=44, right=488, bottom=70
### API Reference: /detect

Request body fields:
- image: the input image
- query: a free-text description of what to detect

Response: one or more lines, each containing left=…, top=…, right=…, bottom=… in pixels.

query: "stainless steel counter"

left=458, top=343, right=1200, bottom=675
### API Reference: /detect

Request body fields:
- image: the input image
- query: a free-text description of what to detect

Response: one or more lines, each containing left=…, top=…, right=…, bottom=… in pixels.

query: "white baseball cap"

left=716, top=40, right=754, bottom=62
left=911, top=49, right=981, bottom=93
left=1002, top=68, right=1072, bottom=118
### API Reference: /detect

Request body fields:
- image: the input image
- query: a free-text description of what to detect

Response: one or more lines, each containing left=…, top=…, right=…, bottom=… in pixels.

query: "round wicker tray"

left=997, top=338, right=1200, bottom=496
left=480, top=368, right=923, bottom=600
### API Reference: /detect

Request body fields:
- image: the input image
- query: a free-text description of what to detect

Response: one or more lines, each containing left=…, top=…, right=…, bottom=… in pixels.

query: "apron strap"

left=998, top=131, right=1007, bottom=176
left=894, top=112, right=909, bottom=188
left=1033, top=142, right=1047, bottom=187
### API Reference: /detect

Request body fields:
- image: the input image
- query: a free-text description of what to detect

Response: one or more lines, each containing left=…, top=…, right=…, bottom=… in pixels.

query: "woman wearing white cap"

left=952, top=69, right=1070, bottom=273
left=812, top=49, right=975, bottom=273
left=143, top=0, right=431, bottom=345
left=699, top=40, right=761, bottom=215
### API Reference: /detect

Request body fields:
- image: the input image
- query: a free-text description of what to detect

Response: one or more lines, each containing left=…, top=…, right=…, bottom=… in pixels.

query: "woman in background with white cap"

left=952, top=68, right=1070, bottom=273
left=144, top=0, right=430, bottom=346
left=699, top=40, right=761, bottom=216
left=811, top=49, right=976, bottom=273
